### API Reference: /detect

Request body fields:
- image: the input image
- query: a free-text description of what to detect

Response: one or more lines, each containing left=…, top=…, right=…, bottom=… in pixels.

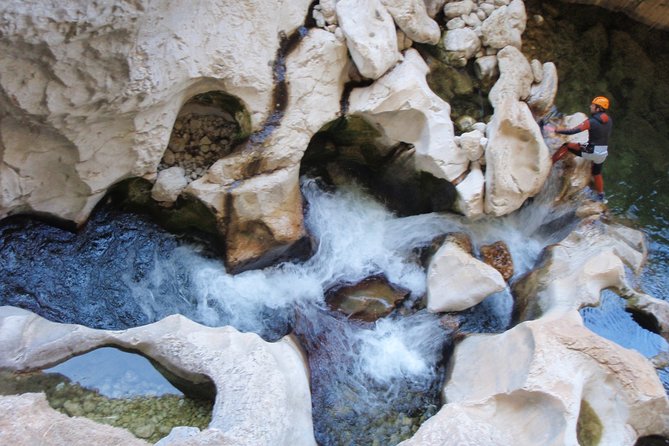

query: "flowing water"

left=0, top=4, right=665, bottom=445
left=581, top=156, right=669, bottom=393
left=0, top=173, right=582, bottom=445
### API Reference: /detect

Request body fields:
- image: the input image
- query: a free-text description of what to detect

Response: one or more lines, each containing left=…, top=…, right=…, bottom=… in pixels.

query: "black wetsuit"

left=556, top=111, right=612, bottom=175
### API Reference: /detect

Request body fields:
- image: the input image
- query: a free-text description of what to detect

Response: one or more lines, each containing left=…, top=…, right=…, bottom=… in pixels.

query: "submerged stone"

left=326, top=276, right=410, bottom=322
left=0, top=370, right=212, bottom=444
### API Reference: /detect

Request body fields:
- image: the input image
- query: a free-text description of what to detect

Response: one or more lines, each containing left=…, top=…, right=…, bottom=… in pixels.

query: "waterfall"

left=118, top=176, right=567, bottom=339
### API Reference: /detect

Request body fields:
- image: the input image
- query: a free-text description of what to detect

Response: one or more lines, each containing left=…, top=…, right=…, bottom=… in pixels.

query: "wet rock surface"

left=0, top=207, right=214, bottom=330
left=480, top=240, right=514, bottom=281
left=326, top=276, right=410, bottom=322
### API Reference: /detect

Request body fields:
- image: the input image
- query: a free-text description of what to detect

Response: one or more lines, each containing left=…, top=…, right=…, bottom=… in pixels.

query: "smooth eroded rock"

left=427, top=234, right=506, bottom=312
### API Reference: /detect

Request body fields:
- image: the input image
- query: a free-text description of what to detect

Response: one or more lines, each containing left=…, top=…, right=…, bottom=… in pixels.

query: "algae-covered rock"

left=576, top=400, right=603, bottom=446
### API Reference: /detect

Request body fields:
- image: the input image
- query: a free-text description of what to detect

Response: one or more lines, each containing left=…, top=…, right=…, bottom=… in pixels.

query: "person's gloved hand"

left=543, top=124, right=556, bottom=133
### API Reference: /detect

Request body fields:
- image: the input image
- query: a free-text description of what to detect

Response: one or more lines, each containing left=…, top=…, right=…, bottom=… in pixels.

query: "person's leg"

left=552, top=142, right=583, bottom=164
left=592, top=162, right=605, bottom=200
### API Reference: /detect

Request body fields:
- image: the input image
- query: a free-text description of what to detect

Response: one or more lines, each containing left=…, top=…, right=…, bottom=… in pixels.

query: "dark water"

left=0, top=181, right=461, bottom=446
left=607, top=156, right=669, bottom=299
left=0, top=209, right=198, bottom=330
left=521, top=0, right=669, bottom=389
left=581, top=157, right=669, bottom=392
left=294, top=309, right=449, bottom=446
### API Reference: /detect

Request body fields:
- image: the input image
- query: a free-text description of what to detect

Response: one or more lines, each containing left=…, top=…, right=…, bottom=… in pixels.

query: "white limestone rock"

left=186, top=164, right=306, bottom=271
left=527, top=62, right=558, bottom=116
left=530, top=59, right=544, bottom=82
left=0, top=393, right=149, bottom=446
left=446, top=16, right=466, bottom=29
left=459, top=129, right=487, bottom=161
left=336, top=0, right=401, bottom=79
left=479, top=2, right=496, bottom=18
left=151, top=166, right=188, bottom=203
left=257, top=28, right=350, bottom=172
left=488, top=45, right=534, bottom=108
left=480, top=0, right=527, bottom=49
left=513, top=217, right=649, bottom=321
left=443, top=0, right=476, bottom=19
left=381, top=0, right=441, bottom=44
left=398, top=399, right=515, bottom=446
left=155, top=427, right=203, bottom=446
left=463, top=12, right=482, bottom=27
left=433, top=312, right=669, bottom=446
left=474, top=55, right=498, bottom=81
left=397, top=29, right=414, bottom=51
left=427, top=234, right=506, bottom=312
left=319, top=0, right=338, bottom=25
left=0, top=306, right=316, bottom=446
left=423, top=0, right=448, bottom=17
left=0, top=0, right=312, bottom=225
left=225, top=165, right=306, bottom=269
left=547, top=112, right=597, bottom=202
left=348, top=49, right=468, bottom=182
left=186, top=29, right=348, bottom=269
left=626, top=293, right=669, bottom=342
left=313, top=9, right=327, bottom=28
left=484, top=98, right=551, bottom=216
left=454, top=162, right=485, bottom=220
left=443, top=28, right=482, bottom=67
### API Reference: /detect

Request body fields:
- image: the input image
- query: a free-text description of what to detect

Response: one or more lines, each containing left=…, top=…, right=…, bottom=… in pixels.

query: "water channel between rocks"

left=0, top=348, right=212, bottom=443
left=0, top=175, right=667, bottom=445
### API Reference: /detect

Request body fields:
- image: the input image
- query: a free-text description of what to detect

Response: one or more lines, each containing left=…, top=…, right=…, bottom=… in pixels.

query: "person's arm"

left=554, top=119, right=591, bottom=135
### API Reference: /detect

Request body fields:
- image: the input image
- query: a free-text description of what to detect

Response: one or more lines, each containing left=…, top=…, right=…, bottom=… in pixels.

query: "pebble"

left=134, top=422, right=156, bottom=439
left=160, top=113, right=238, bottom=182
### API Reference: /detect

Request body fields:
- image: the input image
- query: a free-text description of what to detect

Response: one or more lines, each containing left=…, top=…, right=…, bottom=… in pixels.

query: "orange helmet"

left=591, top=96, right=610, bottom=110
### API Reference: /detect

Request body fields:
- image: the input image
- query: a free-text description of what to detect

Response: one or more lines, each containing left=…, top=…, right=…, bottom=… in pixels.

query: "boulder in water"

left=454, top=162, right=485, bottom=220
left=513, top=216, right=647, bottom=322
left=484, top=96, right=551, bottom=216
left=0, top=307, right=316, bottom=446
left=480, top=240, right=514, bottom=281
left=152, top=167, right=189, bottom=205
left=427, top=233, right=506, bottom=312
left=398, top=311, right=669, bottom=446
left=326, top=276, right=410, bottom=322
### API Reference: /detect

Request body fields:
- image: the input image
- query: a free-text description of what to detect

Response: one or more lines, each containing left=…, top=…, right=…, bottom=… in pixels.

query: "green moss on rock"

left=108, top=178, right=222, bottom=240
left=577, top=400, right=603, bottom=446
left=0, top=370, right=213, bottom=444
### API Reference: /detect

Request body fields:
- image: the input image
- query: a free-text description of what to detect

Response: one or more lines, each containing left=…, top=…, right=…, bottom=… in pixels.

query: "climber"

left=545, top=96, right=612, bottom=202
